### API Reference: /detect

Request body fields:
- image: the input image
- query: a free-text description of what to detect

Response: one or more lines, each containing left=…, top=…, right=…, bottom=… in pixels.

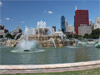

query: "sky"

left=0, top=0, right=100, bottom=32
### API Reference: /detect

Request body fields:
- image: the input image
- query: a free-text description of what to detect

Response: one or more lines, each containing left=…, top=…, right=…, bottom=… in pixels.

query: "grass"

left=1, top=68, right=100, bottom=75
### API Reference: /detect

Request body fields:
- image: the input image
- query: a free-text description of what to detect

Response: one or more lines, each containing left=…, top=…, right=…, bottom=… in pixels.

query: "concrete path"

left=0, top=60, right=100, bottom=74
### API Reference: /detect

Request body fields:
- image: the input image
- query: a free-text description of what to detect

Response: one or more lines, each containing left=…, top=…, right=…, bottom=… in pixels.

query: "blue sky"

left=0, top=0, right=100, bottom=31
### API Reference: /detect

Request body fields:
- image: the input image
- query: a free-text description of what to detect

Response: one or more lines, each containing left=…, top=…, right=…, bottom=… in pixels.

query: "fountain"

left=3, top=20, right=73, bottom=49
left=49, top=38, right=56, bottom=48
left=95, top=35, right=100, bottom=48
left=37, top=20, right=46, bottom=28
left=1, top=21, right=100, bottom=65
left=14, top=33, right=22, bottom=40
left=17, top=39, right=38, bottom=51
left=15, top=26, right=39, bottom=52
left=10, top=20, right=53, bottom=52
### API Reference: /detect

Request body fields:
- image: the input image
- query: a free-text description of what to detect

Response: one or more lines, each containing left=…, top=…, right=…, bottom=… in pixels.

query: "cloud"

left=21, top=21, right=24, bottom=24
left=0, top=1, right=3, bottom=7
left=5, top=18, right=10, bottom=21
left=48, top=11, right=54, bottom=14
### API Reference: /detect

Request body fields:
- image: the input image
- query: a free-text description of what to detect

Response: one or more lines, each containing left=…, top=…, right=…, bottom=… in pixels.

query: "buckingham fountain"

left=2, top=20, right=76, bottom=50
left=1, top=20, right=100, bottom=66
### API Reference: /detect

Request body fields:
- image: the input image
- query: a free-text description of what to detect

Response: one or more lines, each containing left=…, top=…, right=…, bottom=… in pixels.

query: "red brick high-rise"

left=74, top=10, right=89, bottom=35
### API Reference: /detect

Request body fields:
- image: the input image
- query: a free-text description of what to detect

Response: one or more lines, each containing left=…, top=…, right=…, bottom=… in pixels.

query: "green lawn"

left=1, top=68, right=100, bottom=75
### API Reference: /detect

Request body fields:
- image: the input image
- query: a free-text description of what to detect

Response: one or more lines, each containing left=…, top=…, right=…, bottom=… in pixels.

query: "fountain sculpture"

left=2, top=20, right=76, bottom=50
left=95, top=35, right=100, bottom=48
left=16, top=26, right=38, bottom=51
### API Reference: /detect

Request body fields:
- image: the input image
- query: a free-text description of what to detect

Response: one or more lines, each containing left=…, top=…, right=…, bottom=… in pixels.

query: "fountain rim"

left=0, top=60, right=100, bottom=70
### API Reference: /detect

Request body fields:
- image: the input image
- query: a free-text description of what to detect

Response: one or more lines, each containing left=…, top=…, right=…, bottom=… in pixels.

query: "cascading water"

left=49, top=38, right=56, bottom=48
left=10, top=26, right=41, bottom=53
left=16, top=26, right=38, bottom=51
left=14, top=33, right=22, bottom=40
left=95, top=35, right=100, bottom=48
left=17, top=39, right=38, bottom=51
left=11, top=20, right=57, bottom=53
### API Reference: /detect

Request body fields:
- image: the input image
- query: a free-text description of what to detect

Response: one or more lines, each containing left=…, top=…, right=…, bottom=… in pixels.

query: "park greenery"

left=0, top=32, right=22, bottom=40
left=67, top=28, right=100, bottom=39
left=84, top=28, right=100, bottom=39
left=0, top=28, right=100, bottom=39
left=5, top=32, right=14, bottom=39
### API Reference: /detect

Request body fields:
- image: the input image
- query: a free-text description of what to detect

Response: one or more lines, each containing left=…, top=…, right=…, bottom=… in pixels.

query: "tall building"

left=0, top=25, right=9, bottom=36
left=0, top=25, right=4, bottom=30
left=61, top=16, right=66, bottom=33
left=89, top=21, right=93, bottom=25
left=78, top=25, right=92, bottom=36
left=52, top=26, right=56, bottom=32
left=0, top=25, right=5, bottom=36
left=67, top=24, right=74, bottom=33
left=65, top=20, right=68, bottom=32
left=74, top=10, right=89, bottom=35
left=89, top=21, right=94, bottom=30
left=94, top=16, right=100, bottom=29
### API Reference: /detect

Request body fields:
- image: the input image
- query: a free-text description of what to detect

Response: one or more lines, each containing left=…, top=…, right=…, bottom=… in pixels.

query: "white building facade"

left=78, top=25, right=92, bottom=36
left=94, top=17, right=100, bottom=29
left=67, top=24, right=74, bottom=33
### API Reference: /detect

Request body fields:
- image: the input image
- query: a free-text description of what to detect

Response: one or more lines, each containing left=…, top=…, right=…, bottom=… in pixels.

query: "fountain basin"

left=95, top=42, right=100, bottom=48
left=1, top=60, right=100, bottom=70
left=0, top=60, right=100, bottom=74
left=0, top=45, right=100, bottom=65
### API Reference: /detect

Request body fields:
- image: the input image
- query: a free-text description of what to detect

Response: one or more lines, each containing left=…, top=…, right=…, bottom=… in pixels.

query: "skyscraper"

left=65, top=20, right=68, bottom=32
left=67, top=24, right=74, bottom=33
left=61, top=16, right=66, bottom=33
left=74, top=10, right=89, bottom=35
left=52, top=26, right=56, bottom=32
left=0, top=25, right=9, bottom=36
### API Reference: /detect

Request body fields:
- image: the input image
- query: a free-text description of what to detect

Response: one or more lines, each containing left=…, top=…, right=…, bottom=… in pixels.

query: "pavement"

left=0, top=60, right=100, bottom=74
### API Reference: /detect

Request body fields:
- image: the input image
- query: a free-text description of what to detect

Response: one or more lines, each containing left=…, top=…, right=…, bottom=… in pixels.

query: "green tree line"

left=84, top=28, right=100, bottom=39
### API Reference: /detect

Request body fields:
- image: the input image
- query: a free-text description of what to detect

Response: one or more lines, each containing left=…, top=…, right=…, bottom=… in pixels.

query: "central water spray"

left=14, top=20, right=58, bottom=52
left=16, top=26, right=38, bottom=51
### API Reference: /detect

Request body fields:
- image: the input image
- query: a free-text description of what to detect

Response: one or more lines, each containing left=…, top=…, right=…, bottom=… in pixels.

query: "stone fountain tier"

left=38, top=40, right=63, bottom=48
left=2, top=34, right=76, bottom=48
left=2, top=35, right=25, bottom=47
left=29, top=35, right=64, bottom=48
left=2, top=25, right=75, bottom=48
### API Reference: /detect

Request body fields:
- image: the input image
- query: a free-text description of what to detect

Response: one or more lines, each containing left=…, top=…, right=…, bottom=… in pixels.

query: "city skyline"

left=0, top=0, right=100, bottom=31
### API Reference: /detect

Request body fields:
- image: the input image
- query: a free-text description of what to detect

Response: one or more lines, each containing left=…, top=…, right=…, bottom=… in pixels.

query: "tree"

left=83, top=34, right=89, bottom=38
left=67, top=34, right=72, bottom=38
left=91, top=28, right=100, bottom=39
left=0, top=35, right=3, bottom=38
left=83, top=29, right=100, bottom=39
left=5, top=33, right=13, bottom=39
